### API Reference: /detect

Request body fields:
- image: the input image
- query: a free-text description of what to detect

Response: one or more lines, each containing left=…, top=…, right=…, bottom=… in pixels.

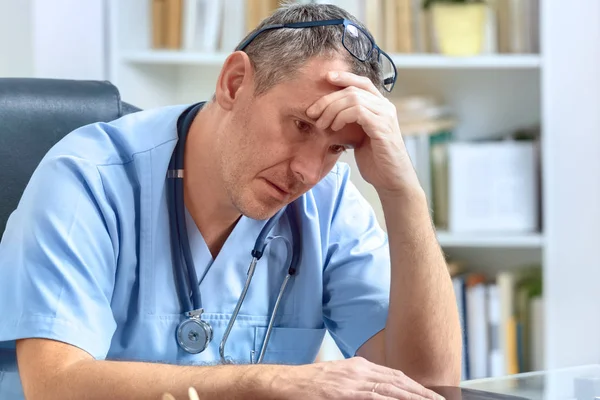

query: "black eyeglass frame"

left=235, top=18, right=397, bottom=92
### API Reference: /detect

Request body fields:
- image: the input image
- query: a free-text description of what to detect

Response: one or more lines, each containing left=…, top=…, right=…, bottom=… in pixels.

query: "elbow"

left=384, top=326, right=463, bottom=387
left=415, top=365, right=461, bottom=388
left=419, top=349, right=463, bottom=387
left=403, top=368, right=461, bottom=390
left=393, top=353, right=462, bottom=388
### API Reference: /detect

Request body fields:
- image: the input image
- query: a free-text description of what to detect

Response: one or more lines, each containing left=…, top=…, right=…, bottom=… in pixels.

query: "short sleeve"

left=322, top=165, right=391, bottom=358
left=0, top=156, right=118, bottom=359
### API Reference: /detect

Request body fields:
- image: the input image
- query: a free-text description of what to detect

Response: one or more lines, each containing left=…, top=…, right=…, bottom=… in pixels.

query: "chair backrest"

left=0, top=78, right=140, bottom=233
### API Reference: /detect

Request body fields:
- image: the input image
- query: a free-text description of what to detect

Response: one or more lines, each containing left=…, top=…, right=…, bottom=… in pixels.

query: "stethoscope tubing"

left=219, top=229, right=295, bottom=364
left=170, top=103, right=303, bottom=363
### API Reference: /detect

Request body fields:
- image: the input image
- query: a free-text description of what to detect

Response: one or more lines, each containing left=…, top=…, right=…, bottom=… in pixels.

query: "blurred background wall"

left=0, top=0, right=106, bottom=79
left=0, top=0, right=33, bottom=77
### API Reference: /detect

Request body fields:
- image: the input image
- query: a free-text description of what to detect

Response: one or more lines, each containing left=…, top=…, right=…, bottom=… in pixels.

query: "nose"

left=289, top=146, right=327, bottom=187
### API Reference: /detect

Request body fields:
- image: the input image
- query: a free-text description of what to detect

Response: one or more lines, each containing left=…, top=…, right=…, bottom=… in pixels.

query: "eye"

left=330, top=144, right=347, bottom=154
left=295, top=120, right=312, bottom=133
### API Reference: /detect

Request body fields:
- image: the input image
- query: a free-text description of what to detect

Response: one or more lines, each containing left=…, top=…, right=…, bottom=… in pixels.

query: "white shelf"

left=436, top=231, right=544, bottom=248
left=390, top=54, right=541, bottom=69
left=121, top=51, right=228, bottom=66
left=121, top=51, right=542, bottom=69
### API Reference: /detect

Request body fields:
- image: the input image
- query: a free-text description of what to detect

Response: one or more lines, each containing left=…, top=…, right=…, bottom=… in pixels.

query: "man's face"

left=217, top=56, right=365, bottom=220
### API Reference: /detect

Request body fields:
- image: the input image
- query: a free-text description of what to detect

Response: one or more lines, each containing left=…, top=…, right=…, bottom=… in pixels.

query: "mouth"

left=264, top=179, right=292, bottom=199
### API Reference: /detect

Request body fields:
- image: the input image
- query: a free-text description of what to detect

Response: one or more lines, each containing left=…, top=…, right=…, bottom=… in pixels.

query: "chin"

left=243, top=209, right=276, bottom=221
left=233, top=196, right=281, bottom=221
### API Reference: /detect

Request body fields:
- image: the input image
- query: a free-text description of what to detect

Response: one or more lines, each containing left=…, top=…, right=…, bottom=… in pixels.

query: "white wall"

left=542, top=0, right=600, bottom=369
left=31, top=0, right=107, bottom=80
left=0, top=0, right=33, bottom=77
left=0, top=0, right=107, bottom=80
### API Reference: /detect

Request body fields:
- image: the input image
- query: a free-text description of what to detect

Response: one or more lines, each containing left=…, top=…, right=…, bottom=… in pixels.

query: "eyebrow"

left=287, top=106, right=317, bottom=123
left=287, top=107, right=363, bottom=148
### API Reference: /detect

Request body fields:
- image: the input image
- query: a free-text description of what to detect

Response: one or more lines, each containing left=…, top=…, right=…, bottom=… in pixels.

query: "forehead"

left=265, top=56, right=351, bottom=111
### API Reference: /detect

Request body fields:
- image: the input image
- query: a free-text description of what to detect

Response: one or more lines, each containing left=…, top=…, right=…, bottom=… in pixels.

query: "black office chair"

left=0, top=78, right=140, bottom=233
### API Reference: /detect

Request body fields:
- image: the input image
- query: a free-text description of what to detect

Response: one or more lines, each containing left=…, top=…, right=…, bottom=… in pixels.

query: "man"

left=0, top=3, right=461, bottom=399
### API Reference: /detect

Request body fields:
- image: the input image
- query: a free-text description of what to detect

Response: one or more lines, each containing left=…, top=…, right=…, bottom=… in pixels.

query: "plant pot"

left=431, top=3, right=486, bottom=56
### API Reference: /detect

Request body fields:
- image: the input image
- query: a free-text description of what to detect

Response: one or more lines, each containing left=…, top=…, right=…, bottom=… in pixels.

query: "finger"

left=162, top=393, right=177, bottom=400
left=370, top=366, right=444, bottom=400
left=357, top=394, right=397, bottom=400
left=314, top=90, right=384, bottom=131
left=328, top=105, right=381, bottom=135
left=327, top=70, right=383, bottom=97
left=306, top=86, right=380, bottom=122
left=365, top=382, right=433, bottom=400
left=306, top=86, right=353, bottom=121
left=386, top=376, right=443, bottom=400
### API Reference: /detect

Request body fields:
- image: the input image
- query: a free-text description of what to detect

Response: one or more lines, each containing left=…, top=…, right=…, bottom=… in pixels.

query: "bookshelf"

left=436, top=231, right=544, bottom=248
left=7, top=0, right=600, bottom=384
left=122, top=50, right=542, bottom=69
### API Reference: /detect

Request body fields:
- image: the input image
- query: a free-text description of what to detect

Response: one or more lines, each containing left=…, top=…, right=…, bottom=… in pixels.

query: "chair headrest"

left=0, top=78, right=134, bottom=232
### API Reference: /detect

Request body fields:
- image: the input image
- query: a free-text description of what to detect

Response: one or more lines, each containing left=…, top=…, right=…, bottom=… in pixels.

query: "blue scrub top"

left=0, top=104, right=391, bottom=398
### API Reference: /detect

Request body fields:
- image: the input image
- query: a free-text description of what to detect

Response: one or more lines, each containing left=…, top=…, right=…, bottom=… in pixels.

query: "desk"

left=459, top=364, right=600, bottom=399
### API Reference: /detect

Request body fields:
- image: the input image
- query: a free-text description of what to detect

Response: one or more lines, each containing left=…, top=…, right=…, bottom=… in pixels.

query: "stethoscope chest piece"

left=176, top=309, right=213, bottom=354
left=168, top=103, right=302, bottom=360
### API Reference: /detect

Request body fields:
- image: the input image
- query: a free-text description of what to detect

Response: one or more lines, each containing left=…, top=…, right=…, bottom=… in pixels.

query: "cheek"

left=237, top=108, right=297, bottom=167
left=321, top=156, right=341, bottom=177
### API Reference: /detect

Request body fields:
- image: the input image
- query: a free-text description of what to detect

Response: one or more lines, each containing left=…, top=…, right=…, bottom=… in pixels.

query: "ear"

left=215, top=51, right=254, bottom=111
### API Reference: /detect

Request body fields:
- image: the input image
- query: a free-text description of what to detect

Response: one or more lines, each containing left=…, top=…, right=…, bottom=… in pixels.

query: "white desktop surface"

left=461, top=365, right=600, bottom=400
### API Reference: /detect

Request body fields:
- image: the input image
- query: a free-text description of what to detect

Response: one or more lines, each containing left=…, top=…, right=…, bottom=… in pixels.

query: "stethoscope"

left=166, top=103, right=302, bottom=364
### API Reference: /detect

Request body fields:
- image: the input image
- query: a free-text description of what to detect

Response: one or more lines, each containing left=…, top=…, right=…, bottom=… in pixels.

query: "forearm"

left=379, top=186, right=461, bottom=386
left=41, top=359, right=271, bottom=400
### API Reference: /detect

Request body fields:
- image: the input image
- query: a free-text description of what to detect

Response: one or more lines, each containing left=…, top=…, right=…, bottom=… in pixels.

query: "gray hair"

left=235, top=2, right=383, bottom=96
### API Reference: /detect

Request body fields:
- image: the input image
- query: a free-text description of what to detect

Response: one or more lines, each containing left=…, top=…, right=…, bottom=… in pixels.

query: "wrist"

left=377, top=182, right=427, bottom=207
left=246, top=364, right=294, bottom=400
left=378, top=184, right=433, bottom=233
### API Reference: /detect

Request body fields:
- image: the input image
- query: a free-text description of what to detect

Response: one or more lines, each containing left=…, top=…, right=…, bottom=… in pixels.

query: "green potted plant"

left=423, top=0, right=487, bottom=56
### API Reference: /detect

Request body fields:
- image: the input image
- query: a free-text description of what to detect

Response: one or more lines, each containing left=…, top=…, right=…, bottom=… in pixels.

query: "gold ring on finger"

left=371, top=382, right=380, bottom=393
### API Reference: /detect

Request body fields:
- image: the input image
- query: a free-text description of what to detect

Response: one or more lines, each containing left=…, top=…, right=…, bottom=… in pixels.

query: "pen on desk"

left=160, top=388, right=199, bottom=400
left=188, top=387, right=200, bottom=400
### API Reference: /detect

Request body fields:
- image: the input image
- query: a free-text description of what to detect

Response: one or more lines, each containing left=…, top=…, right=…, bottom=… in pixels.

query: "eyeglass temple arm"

left=282, top=19, right=345, bottom=28
left=237, top=25, right=282, bottom=51
left=236, top=19, right=346, bottom=51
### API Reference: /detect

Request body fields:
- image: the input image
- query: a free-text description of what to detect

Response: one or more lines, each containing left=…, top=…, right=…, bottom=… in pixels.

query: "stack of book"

left=450, top=263, right=544, bottom=380
left=148, top=0, right=540, bottom=55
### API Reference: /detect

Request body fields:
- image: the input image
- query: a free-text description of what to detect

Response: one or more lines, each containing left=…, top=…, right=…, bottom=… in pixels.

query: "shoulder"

left=12, top=104, right=195, bottom=231
left=43, top=103, right=191, bottom=168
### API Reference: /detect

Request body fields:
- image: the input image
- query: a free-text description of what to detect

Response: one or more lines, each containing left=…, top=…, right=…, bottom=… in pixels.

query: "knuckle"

left=377, top=382, right=393, bottom=394
left=357, top=105, right=369, bottom=116
left=395, top=369, right=406, bottom=378
left=319, top=110, right=331, bottom=122
left=355, top=356, right=370, bottom=366
left=347, top=357, right=368, bottom=372
left=387, top=101, right=397, bottom=114
left=349, top=89, right=361, bottom=102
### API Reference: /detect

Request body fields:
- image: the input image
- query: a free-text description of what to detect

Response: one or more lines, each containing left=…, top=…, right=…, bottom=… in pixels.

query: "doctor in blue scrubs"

left=0, top=3, right=460, bottom=400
